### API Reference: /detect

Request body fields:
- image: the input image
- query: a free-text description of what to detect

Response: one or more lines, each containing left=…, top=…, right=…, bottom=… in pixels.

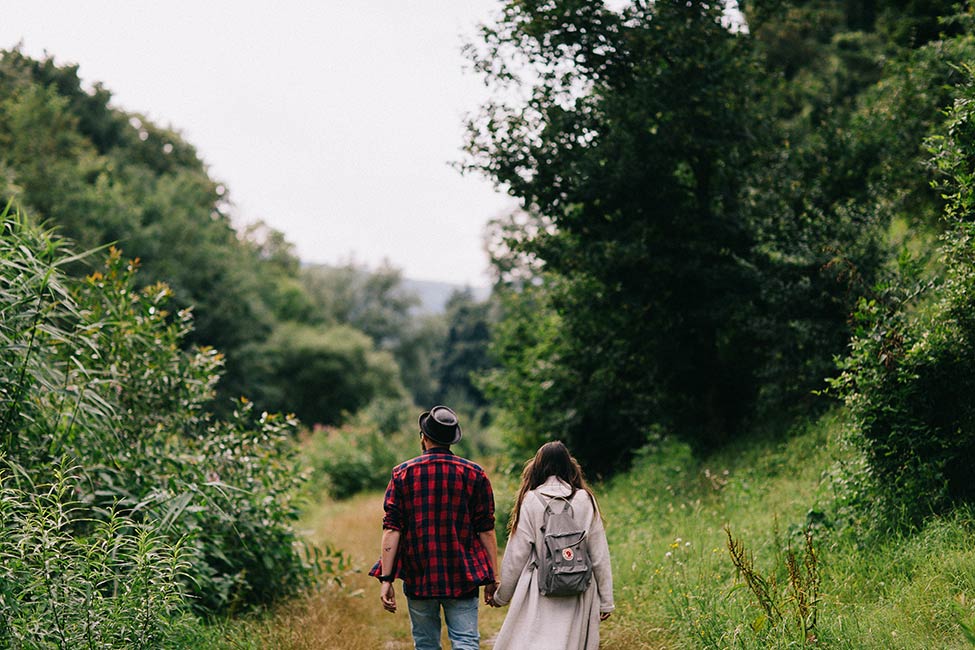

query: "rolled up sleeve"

left=471, top=474, right=495, bottom=533
left=381, top=476, right=403, bottom=531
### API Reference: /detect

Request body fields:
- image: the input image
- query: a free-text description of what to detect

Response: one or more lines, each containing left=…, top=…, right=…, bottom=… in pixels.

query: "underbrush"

left=0, top=210, right=316, bottom=645
left=302, top=401, right=502, bottom=501
left=303, top=420, right=416, bottom=499
left=598, top=410, right=975, bottom=649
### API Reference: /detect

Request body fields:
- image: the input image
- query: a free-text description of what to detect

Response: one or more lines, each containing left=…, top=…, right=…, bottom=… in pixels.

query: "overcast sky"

left=1, top=1, right=515, bottom=285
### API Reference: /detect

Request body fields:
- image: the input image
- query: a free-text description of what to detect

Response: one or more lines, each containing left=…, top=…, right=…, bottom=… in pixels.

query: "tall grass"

left=0, top=208, right=317, bottom=645
left=0, top=462, right=194, bottom=649
left=597, top=411, right=975, bottom=649
left=210, top=406, right=975, bottom=649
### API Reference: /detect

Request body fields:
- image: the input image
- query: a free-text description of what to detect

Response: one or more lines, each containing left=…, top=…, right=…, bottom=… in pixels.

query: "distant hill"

left=300, top=261, right=491, bottom=314
left=402, top=278, right=491, bottom=314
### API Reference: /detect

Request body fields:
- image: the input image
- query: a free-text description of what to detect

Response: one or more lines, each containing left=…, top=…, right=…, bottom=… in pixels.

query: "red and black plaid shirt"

left=369, top=447, right=495, bottom=598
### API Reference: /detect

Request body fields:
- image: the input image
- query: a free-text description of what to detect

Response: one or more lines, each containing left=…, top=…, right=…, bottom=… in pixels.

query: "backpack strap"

left=528, top=492, right=546, bottom=570
left=534, top=492, right=573, bottom=530
left=536, top=493, right=586, bottom=542
left=529, top=492, right=572, bottom=567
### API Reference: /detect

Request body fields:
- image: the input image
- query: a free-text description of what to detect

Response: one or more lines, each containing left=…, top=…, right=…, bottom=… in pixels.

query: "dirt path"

left=277, top=490, right=675, bottom=649
left=301, top=492, right=507, bottom=648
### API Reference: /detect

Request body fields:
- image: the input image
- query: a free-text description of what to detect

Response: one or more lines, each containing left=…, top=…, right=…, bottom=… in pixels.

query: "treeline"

left=0, top=47, right=494, bottom=429
left=463, top=0, right=975, bottom=523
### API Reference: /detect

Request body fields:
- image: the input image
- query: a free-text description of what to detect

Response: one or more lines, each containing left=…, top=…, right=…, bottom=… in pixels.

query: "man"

left=370, top=405, right=499, bottom=650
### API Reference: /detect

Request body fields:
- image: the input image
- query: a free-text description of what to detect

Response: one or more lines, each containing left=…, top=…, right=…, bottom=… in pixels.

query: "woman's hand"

left=484, top=581, right=501, bottom=606
left=600, top=611, right=612, bottom=621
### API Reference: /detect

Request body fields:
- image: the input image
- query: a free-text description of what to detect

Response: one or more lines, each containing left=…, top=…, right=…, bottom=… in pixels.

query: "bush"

left=0, top=462, right=193, bottom=648
left=0, top=209, right=316, bottom=620
left=240, top=322, right=405, bottom=428
left=305, top=418, right=415, bottom=500
left=832, top=67, right=975, bottom=522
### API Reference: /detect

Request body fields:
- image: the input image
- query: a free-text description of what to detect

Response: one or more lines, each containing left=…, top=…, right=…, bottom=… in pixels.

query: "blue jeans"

left=406, top=596, right=479, bottom=650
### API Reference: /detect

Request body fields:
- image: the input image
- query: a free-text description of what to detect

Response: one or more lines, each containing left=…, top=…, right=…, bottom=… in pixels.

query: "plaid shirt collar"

left=422, top=446, right=453, bottom=456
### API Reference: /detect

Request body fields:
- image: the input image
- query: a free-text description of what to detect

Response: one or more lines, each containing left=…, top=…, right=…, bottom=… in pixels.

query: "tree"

left=242, top=322, right=405, bottom=427
left=300, top=262, right=444, bottom=405
left=300, top=262, right=419, bottom=347
left=395, top=313, right=448, bottom=407
left=833, top=61, right=975, bottom=523
left=739, top=7, right=975, bottom=411
left=465, top=0, right=772, bottom=471
left=0, top=48, right=312, bottom=407
left=436, top=289, right=496, bottom=409
left=465, top=0, right=972, bottom=474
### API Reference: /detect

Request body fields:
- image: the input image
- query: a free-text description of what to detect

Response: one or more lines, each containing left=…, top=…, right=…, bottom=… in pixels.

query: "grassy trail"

left=262, top=486, right=672, bottom=650
left=292, top=491, right=509, bottom=649
left=247, top=415, right=975, bottom=649
left=295, top=490, right=674, bottom=649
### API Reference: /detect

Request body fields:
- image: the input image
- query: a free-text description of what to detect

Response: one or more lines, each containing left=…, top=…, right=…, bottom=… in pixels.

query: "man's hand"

left=381, top=581, right=397, bottom=613
left=484, top=581, right=500, bottom=607
left=600, top=611, right=612, bottom=621
left=378, top=529, right=400, bottom=614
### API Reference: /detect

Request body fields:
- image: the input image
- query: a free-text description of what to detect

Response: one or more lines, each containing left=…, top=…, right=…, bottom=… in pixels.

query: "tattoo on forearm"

left=384, top=546, right=392, bottom=552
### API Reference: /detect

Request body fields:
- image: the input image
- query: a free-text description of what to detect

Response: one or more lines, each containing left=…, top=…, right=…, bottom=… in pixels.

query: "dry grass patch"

left=252, top=491, right=507, bottom=648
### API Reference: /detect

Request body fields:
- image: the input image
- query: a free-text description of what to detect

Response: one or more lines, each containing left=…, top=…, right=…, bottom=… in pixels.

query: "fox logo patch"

left=562, top=548, right=574, bottom=562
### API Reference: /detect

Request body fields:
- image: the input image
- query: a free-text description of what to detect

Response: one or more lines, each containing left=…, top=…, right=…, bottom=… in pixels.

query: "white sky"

left=1, top=1, right=516, bottom=285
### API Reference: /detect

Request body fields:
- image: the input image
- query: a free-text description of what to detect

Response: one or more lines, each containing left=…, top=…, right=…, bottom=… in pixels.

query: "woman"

left=492, top=441, right=614, bottom=650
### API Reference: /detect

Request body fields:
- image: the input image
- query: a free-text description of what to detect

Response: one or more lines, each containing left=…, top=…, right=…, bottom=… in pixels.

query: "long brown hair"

left=508, top=441, right=597, bottom=535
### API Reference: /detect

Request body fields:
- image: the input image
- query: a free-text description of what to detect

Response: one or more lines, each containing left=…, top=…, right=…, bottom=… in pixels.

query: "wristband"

left=379, top=574, right=395, bottom=583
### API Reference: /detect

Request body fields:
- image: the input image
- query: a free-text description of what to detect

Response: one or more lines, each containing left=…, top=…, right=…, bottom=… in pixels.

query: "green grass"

left=185, top=408, right=975, bottom=649
left=597, top=409, right=975, bottom=649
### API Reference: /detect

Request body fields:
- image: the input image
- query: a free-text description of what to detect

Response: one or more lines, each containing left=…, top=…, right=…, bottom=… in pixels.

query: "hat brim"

left=418, top=410, right=462, bottom=445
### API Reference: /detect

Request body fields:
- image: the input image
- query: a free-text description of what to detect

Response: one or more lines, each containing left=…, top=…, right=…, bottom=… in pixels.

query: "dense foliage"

left=834, top=62, right=975, bottom=522
left=298, top=265, right=498, bottom=414
left=466, top=0, right=975, bottom=475
left=0, top=212, right=315, bottom=646
left=0, top=49, right=299, bottom=405
left=466, top=0, right=774, bottom=473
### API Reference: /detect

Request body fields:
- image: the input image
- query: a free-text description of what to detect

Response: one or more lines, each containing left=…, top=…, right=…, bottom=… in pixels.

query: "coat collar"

left=536, top=475, right=572, bottom=497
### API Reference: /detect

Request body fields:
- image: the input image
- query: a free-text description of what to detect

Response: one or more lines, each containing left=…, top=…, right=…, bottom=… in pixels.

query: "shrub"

left=0, top=209, right=316, bottom=619
left=0, top=462, right=193, bottom=648
left=305, top=419, right=414, bottom=500
left=832, top=66, right=975, bottom=522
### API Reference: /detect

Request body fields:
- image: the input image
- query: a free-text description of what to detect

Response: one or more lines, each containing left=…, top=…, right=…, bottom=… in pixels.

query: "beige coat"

left=493, top=476, right=614, bottom=650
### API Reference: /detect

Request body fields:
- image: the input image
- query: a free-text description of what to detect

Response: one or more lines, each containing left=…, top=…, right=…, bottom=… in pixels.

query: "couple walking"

left=370, top=405, right=614, bottom=649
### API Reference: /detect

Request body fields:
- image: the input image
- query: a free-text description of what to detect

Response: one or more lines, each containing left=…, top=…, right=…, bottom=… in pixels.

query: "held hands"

left=484, top=581, right=501, bottom=607
left=380, top=581, right=397, bottom=613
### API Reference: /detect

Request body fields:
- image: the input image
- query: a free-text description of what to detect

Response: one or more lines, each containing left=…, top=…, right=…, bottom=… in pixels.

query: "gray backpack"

left=535, top=492, right=593, bottom=596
